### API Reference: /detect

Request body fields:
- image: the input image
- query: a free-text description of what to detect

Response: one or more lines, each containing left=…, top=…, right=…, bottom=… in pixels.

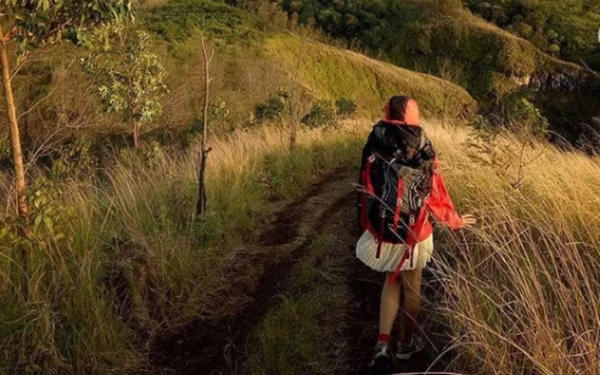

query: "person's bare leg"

left=399, top=268, right=423, bottom=344
left=379, top=272, right=402, bottom=337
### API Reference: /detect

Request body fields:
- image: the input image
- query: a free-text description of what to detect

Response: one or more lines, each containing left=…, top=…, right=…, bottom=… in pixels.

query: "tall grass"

left=2, top=119, right=599, bottom=374
left=425, top=123, right=600, bottom=375
left=0, top=123, right=364, bottom=374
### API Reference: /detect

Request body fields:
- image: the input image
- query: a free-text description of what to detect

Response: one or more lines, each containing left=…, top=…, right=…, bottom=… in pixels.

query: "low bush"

left=335, top=97, right=357, bottom=118
left=301, top=100, right=336, bottom=128
left=254, top=91, right=289, bottom=123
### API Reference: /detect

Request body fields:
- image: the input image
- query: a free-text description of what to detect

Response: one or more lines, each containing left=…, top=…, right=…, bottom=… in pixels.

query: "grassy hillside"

left=0, top=0, right=476, bottom=158
left=274, top=0, right=600, bottom=143
left=265, top=34, right=477, bottom=120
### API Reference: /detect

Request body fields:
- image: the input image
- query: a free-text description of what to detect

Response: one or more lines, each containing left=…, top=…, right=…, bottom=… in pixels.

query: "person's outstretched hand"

left=461, top=214, right=477, bottom=228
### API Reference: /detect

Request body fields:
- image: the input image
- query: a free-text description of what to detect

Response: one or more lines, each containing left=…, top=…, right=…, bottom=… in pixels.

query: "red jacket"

left=420, top=159, right=464, bottom=239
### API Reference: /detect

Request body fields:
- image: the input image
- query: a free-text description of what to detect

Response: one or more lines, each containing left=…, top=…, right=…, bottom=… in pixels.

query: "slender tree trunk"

left=289, top=119, right=297, bottom=150
left=132, top=120, right=140, bottom=149
left=196, top=34, right=213, bottom=217
left=0, top=27, right=29, bottom=228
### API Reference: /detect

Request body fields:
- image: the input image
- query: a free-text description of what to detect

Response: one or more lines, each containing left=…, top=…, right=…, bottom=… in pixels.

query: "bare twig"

left=580, top=59, right=600, bottom=78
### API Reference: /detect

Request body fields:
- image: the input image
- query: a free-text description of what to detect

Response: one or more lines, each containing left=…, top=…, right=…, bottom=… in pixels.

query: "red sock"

left=377, top=333, right=391, bottom=343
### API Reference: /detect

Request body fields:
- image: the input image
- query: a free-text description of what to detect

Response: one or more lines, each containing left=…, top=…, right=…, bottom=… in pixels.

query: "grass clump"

left=335, top=97, right=358, bottom=118
left=248, top=234, right=351, bottom=375
left=254, top=91, right=290, bottom=123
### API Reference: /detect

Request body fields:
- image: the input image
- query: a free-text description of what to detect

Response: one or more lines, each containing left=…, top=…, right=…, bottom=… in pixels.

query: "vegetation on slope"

left=265, top=34, right=477, bottom=120
left=465, top=0, right=600, bottom=71
left=268, top=0, right=600, bottom=148
left=272, top=0, right=597, bottom=93
left=1, top=1, right=599, bottom=374
left=0, top=124, right=363, bottom=374
left=430, top=122, right=600, bottom=375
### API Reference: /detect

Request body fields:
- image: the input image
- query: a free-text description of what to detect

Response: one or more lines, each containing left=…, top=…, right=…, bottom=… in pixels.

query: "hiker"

left=356, top=96, right=476, bottom=372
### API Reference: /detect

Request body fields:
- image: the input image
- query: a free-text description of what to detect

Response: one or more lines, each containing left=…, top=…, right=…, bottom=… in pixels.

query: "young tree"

left=83, top=28, right=167, bottom=148
left=0, top=1, right=132, bottom=228
left=196, top=33, right=214, bottom=216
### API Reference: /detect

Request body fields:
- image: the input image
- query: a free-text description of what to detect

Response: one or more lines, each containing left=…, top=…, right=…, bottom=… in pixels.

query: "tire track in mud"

left=150, top=167, right=356, bottom=374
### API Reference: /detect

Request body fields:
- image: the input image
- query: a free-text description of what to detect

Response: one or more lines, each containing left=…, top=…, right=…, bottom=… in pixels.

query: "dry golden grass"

left=424, top=122, right=600, bottom=375
left=2, top=117, right=600, bottom=374
left=0, top=122, right=365, bottom=374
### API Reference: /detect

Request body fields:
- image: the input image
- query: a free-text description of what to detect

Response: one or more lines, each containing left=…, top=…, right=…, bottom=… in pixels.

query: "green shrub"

left=507, top=22, right=534, bottom=39
left=335, top=97, right=357, bottom=118
left=254, top=91, right=289, bottom=122
left=505, top=95, right=548, bottom=139
left=51, top=140, right=98, bottom=181
left=301, top=100, right=336, bottom=128
left=547, top=43, right=560, bottom=55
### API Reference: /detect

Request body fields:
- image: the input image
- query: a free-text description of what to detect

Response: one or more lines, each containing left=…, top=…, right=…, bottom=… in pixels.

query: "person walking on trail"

left=356, top=96, right=476, bottom=372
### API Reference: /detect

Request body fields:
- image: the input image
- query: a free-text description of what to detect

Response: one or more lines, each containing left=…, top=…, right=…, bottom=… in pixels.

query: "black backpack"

left=358, top=122, right=436, bottom=257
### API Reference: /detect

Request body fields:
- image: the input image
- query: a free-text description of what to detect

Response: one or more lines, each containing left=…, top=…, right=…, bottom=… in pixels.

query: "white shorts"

left=356, top=230, right=434, bottom=273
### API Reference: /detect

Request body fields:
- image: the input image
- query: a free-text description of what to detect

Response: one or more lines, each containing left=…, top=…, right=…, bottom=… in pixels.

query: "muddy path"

left=150, top=167, right=459, bottom=375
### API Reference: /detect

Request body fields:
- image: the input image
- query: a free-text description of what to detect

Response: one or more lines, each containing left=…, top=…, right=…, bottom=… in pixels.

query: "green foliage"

left=1, top=0, right=132, bottom=52
left=0, top=179, right=74, bottom=252
left=209, top=98, right=232, bottom=129
left=83, top=29, right=168, bottom=130
left=466, top=115, right=510, bottom=170
left=28, top=179, right=74, bottom=247
left=505, top=95, right=549, bottom=140
left=142, top=0, right=261, bottom=45
left=547, top=43, right=561, bottom=55
left=254, top=90, right=289, bottom=123
left=466, top=0, right=600, bottom=71
left=507, top=21, right=534, bottom=39
left=301, top=100, right=336, bottom=128
left=51, top=140, right=98, bottom=181
left=335, top=97, right=357, bottom=118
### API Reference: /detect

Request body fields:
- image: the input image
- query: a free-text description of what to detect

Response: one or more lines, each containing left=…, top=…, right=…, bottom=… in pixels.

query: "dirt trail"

left=151, top=168, right=458, bottom=375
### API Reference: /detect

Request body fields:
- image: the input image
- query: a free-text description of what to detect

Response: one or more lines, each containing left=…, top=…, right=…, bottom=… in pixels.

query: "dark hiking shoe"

left=369, top=342, right=394, bottom=374
left=395, top=335, right=425, bottom=360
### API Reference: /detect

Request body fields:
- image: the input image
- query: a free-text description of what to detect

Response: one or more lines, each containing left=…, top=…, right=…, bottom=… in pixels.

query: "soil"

left=149, top=167, right=459, bottom=375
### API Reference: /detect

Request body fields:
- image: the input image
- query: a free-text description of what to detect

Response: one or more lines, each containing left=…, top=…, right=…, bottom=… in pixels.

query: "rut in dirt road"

left=150, top=168, right=357, bottom=374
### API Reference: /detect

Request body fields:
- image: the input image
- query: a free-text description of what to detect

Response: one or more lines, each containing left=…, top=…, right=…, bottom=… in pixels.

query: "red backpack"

left=358, top=122, right=436, bottom=266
